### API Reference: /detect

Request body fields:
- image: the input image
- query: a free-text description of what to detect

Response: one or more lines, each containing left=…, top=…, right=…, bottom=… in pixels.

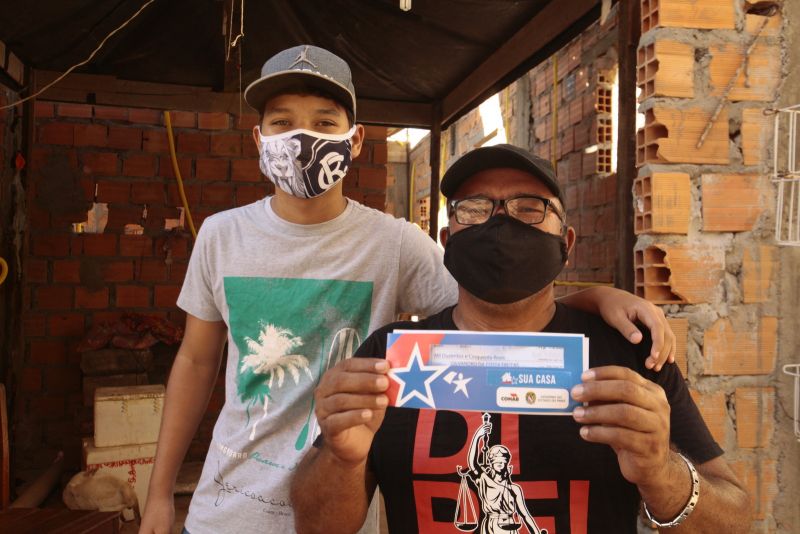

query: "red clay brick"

left=74, top=124, right=108, bottom=147
left=198, top=112, right=230, bottom=130
left=633, top=172, right=691, bottom=235
left=90, top=311, right=124, bottom=325
left=143, top=129, right=169, bottom=153
left=735, top=387, right=774, bottom=448
left=35, top=101, right=54, bottom=118
left=702, top=174, right=766, bottom=232
left=154, top=285, right=181, bottom=308
left=38, top=123, right=74, bottom=145
left=26, top=259, right=48, bottom=283
left=703, top=316, right=777, bottom=375
left=47, top=313, right=85, bottom=338
left=57, top=103, right=93, bottom=118
left=44, top=366, right=82, bottom=394
left=363, top=126, right=387, bottom=141
left=75, top=234, right=118, bottom=256
left=82, top=151, right=119, bottom=176
left=196, top=158, right=230, bottom=181
left=37, top=285, right=73, bottom=310
left=75, top=286, right=109, bottom=309
left=52, top=259, right=80, bottom=283
left=242, top=135, right=259, bottom=158
left=106, top=205, right=143, bottom=232
left=138, top=259, right=168, bottom=282
left=667, top=317, right=689, bottom=377
left=231, top=158, right=261, bottom=182
left=32, top=234, right=70, bottom=257
left=129, top=108, right=162, bottom=125
left=107, top=126, right=143, bottom=150
left=372, top=143, right=388, bottom=165
left=236, top=185, right=266, bottom=206
left=123, top=154, right=157, bottom=178
left=116, top=285, right=151, bottom=308
left=120, top=235, right=153, bottom=257
left=742, top=245, right=776, bottom=304
left=210, top=134, right=242, bottom=156
left=168, top=261, right=189, bottom=284
left=159, top=155, right=193, bottom=180
left=358, top=167, right=387, bottom=190
left=103, top=261, right=134, bottom=282
left=166, top=183, right=201, bottom=206
left=202, top=184, right=234, bottom=207
left=96, top=180, right=130, bottom=203
left=640, top=0, right=735, bottom=32
left=131, top=181, right=166, bottom=204
left=94, top=106, right=128, bottom=121
left=730, top=456, right=777, bottom=520
left=363, top=193, right=386, bottom=211
left=236, top=113, right=259, bottom=131
left=168, top=110, right=196, bottom=128
left=354, top=146, right=370, bottom=164
left=689, top=389, right=728, bottom=446
left=20, top=367, right=42, bottom=392
left=23, top=312, right=46, bottom=337
left=178, top=132, right=210, bottom=153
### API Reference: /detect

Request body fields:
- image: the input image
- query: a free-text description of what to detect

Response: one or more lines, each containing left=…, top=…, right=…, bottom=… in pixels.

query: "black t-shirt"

left=355, top=304, right=722, bottom=534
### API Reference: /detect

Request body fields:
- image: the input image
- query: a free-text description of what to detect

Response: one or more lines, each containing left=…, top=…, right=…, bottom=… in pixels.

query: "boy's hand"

left=594, top=291, right=676, bottom=371
left=314, top=358, right=390, bottom=466
left=138, top=494, right=174, bottom=534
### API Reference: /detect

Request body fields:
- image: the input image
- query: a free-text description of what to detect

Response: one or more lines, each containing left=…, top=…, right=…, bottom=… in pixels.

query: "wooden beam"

left=358, top=100, right=432, bottom=128
left=428, top=104, right=442, bottom=241
left=441, top=0, right=598, bottom=127
left=615, top=0, right=640, bottom=292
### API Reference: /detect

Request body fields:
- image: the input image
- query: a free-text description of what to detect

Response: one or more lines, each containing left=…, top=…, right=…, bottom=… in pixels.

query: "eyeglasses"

left=447, top=195, right=564, bottom=226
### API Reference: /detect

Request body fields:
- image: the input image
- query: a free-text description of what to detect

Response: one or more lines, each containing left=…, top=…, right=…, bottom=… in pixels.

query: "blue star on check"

left=389, top=343, right=448, bottom=408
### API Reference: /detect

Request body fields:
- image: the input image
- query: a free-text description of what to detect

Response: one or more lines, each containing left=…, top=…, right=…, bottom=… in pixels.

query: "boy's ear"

left=252, top=125, right=262, bottom=149
left=350, top=124, right=365, bottom=159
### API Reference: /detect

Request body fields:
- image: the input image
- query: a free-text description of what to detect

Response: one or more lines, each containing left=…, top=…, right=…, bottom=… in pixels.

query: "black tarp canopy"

left=0, top=0, right=601, bottom=127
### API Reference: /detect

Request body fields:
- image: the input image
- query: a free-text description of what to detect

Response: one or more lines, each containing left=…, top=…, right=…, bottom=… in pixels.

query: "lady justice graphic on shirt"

left=455, top=413, right=547, bottom=534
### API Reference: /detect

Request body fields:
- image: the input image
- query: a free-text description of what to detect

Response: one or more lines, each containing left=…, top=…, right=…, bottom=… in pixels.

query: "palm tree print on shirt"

left=240, top=323, right=313, bottom=440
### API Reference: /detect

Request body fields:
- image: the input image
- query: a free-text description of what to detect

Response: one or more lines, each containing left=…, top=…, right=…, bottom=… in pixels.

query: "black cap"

left=440, top=144, right=564, bottom=207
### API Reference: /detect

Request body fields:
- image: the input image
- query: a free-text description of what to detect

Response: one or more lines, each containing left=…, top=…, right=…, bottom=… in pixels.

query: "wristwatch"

left=643, top=453, right=700, bottom=528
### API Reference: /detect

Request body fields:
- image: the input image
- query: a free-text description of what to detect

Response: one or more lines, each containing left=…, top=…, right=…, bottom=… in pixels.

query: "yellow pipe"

left=164, top=111, right=198, bottom=239
left=0, top=257, right=7, bottom=286
left=551, top=56, right=559, bottom=169
left=408, top=162, right=416, bottom=223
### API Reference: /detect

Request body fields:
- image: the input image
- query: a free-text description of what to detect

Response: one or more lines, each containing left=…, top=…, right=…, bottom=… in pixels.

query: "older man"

left=291, top=144, right=750, bottom=534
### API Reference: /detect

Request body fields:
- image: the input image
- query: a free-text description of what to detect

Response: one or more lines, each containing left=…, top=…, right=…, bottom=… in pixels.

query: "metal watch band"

left=643, top=453, right=700, bottom=528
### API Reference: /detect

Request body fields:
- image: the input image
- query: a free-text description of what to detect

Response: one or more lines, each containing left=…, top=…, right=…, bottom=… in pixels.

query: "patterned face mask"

left=256, top=126, right=356, bottom=198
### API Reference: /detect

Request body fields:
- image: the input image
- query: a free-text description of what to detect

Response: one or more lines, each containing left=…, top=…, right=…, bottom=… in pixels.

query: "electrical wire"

left=0, top=0, right=157, bottom=110
left=164, top=111, right=198, bottom=239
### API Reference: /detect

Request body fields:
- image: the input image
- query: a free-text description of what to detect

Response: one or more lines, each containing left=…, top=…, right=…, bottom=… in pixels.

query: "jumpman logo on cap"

left=289, top=46, right=318, bottom=70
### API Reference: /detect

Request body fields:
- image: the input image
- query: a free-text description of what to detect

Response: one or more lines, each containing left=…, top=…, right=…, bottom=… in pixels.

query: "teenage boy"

left=140, top=45, right=675, bottom=534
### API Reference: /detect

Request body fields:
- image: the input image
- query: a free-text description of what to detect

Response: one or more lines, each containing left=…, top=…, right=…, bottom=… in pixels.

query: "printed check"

left=385, top=330, right=588, bottom=415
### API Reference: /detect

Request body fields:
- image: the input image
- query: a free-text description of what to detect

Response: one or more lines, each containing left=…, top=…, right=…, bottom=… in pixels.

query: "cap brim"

left=440, top=145, right=563, bottom=206
left=244, top=70, right=356, bottom=118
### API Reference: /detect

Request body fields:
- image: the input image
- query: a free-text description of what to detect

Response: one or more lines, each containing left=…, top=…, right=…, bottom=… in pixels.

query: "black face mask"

left=443, top=214, right=569, bottom=304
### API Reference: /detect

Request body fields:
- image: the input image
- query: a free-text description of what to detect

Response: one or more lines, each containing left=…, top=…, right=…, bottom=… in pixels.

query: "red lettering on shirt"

left=413, top=410, right=482, bottom=474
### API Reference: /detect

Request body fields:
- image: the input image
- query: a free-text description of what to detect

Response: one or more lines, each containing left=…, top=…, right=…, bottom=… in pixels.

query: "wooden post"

left=429, top=104, right=442, bottom=241
left=615, top=0, right=640, bottom=291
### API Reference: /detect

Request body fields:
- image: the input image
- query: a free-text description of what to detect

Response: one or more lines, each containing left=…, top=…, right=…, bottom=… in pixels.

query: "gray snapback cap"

left=244, top=45, right=357, bottom=118
left=440, top=144, right=565, bottom=208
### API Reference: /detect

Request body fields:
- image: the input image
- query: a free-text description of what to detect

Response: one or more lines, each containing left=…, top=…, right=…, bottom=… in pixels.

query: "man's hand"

left=315, top=358, right=390, bottom=465
left=570, top=366, right=671, bottom=487
left=137, top=494, right=174, bottom=534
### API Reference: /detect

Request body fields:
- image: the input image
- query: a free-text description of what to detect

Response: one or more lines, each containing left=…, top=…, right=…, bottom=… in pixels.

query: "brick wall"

left=15, top=101, right=387, bottom=473
left=527, top=16, right=619, bottom=292
left=633, top=1, right=784, bottom=531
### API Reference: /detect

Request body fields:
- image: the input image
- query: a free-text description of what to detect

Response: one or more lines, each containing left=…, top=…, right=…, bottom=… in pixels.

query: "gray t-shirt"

left=178, top=197, right=457, bottom=534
